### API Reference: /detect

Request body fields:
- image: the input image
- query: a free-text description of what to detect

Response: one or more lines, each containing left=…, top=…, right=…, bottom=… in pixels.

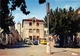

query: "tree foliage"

left=44, top=7, right=80, bottom=47
left=44, top=7, right=80, bottom=35
left=0, top=0, right=46, bottom=33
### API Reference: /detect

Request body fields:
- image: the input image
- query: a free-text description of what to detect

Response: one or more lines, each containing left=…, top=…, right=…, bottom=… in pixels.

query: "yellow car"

left=40, top=38, right=47, bottom=45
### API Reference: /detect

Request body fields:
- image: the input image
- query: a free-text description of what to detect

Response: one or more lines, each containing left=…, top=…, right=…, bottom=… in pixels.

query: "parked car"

left=27, top=40, right=33, bottom=45
left=24, top=38, right=29, bottom=44
left=33, top=40, right=38, bottom=45
left=40, top=38, right=47, bottom=45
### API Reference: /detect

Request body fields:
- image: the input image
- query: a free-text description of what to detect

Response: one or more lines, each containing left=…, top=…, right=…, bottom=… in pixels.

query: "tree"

left=39, top=0, right=46, bottom=4
left=44, top=7, right=80, bottom=47
left=0, top=0, right=46, bottom=34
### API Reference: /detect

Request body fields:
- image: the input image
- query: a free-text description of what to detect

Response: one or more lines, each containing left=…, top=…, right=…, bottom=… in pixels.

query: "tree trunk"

left=59, top=35, right=64, bottom=47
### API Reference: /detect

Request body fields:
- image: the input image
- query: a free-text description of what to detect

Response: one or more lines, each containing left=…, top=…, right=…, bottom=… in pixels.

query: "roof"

left=22, top=17, right=44, bottom=27
left=22, top=17, right=44, bottom=22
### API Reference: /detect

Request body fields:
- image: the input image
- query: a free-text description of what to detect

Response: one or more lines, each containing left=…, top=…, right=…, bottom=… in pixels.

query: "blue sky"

left=12, top=0, right=80, bottom=27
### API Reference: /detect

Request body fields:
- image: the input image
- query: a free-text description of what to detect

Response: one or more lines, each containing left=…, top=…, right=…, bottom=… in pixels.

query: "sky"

left=12, top=0, right=80, bottom=27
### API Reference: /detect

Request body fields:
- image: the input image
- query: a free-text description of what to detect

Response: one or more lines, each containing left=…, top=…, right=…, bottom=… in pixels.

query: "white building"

left=17, top=22, right=21, bottom=35
left=22, top=17, right=44, bottom=41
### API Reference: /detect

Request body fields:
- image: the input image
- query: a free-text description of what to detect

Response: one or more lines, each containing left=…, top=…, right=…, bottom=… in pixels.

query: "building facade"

left=22, top=17, right=44, bottom=41
left=75, top=7, right=80, bottom=14
left=17, top=22, right=21, bottom=35
left=44, top=28, right=48, bottom=37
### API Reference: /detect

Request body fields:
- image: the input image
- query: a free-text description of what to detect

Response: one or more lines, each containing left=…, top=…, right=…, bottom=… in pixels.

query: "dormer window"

left=32, top=17, right=36, bottom=22
left=33, top=19, right=35, bottom=22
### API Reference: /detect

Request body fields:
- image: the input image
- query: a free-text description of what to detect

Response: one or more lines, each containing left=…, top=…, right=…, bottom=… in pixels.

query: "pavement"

left=39, top=43, right=80, bottom=56
left=39, top=44, right=80, bottom=56
left=0, top=42, right=80, bottom=56
left=50, top=41, right=80, bottom=53
left=63, top=48, right=80, bottom=53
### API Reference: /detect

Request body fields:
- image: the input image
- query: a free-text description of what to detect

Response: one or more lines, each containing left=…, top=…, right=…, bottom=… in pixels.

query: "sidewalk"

left=39, top=43, right=80, bottom=56
left=45, top=46, right=80, bottom=56
left=63, top=48, right=80, bottom=53
left=50, top=41, right=80, bottom=53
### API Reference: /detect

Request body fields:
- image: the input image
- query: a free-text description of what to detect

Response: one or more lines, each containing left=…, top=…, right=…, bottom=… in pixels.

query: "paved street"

left=0, top=43, right=80, bottom=56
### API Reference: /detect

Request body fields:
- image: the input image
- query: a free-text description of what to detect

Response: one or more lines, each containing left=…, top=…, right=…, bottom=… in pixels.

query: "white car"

left=27, top=40, right=33, bottom=45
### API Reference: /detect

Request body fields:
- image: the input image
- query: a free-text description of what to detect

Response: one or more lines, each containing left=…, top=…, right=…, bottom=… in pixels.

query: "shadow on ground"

left=0, top=42, right=30, bottom=49
left=51, top=50, right=68, bottom=54
left=54, top=45, right=80, bottom=48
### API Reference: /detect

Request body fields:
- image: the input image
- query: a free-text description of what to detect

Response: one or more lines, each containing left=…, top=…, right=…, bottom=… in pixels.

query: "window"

left=33, top=35, right=36, bottom=41
left=36, top=22, right=39, bottom=26
left=44, top=31, right=46, bottom=34
left=29, top=36, right=32, bottom=40
left=29, top=22, right=32, bottom=26
left=29, top=29, right=32, bottom=33
left=36, top=29, right=39, bottom=33
left=33, top=29, right=36, bottom=33
left=37, top=36, right=39, bottom=40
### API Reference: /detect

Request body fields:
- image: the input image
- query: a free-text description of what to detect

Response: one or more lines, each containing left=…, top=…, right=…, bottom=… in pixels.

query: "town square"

left=0, top=0, right=80, bottom=56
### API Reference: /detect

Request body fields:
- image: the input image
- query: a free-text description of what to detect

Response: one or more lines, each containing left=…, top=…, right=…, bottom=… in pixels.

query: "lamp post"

left=46, top=2, right=51, bottom=54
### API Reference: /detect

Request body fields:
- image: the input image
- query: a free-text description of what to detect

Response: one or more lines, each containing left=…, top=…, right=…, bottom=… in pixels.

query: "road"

left=0, top=42, right=80, bottom=56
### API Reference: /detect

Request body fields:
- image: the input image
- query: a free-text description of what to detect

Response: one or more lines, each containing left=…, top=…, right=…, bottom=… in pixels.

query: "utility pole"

left=46, top=2, right=51, bottom=54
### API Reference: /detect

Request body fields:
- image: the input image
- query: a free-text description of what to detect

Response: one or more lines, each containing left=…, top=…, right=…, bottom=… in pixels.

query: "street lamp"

left=46, top=2, right=51, bottom=54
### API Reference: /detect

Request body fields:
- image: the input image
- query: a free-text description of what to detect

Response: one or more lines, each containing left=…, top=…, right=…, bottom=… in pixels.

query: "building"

left=17, top=22, right=21, bottom=35
left=75, top=7, right=80, bottom=17
left=22, top=17, right=44, bottom=41
left=75, top=7, right=80, bottom=14
left=44, top=28, right=48, bottom=37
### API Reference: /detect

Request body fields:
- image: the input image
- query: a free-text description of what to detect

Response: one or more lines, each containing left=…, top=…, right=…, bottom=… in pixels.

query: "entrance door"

left=37, top=36, right=39, bottom=40
left=29, top=36, right=32, bottom=40
left=33, top=35, right=36, bottom=41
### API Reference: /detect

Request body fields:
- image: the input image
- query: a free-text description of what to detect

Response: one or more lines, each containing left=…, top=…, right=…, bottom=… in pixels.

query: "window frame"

left=29, top=22, right=32, bottom=26
left=29, top=29, right=32, bottom=33
left=36, top=22, right=39, bottom=26
left=36, top=29, right=39, bottom=33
